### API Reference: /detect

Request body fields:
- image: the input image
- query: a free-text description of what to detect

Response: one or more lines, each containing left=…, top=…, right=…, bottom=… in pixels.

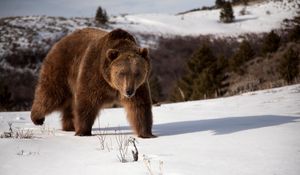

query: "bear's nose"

left=126, top=89, right=134, bottom=97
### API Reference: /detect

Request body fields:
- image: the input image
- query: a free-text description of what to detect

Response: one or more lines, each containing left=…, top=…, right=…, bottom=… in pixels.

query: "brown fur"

left=31, top=28, right=155, bottom=138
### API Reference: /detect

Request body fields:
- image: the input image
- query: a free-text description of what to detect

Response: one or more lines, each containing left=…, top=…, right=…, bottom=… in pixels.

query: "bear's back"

left=40, top=28, right=109, bottom=94
left=55, top=28, right=107, bottom=54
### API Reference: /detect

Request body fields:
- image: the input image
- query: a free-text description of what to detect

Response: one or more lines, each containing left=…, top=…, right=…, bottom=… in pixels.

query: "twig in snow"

left=143, top=155, right=154, bottom=175
left=115, top=130, right=129, bottom=163
left=39, top=124, right=55, bottom=135
left=129, top=137, right=139, bottom=161
left=1, top=122, right=34, bottom=139
left=143, top=155, right=164, bottom=175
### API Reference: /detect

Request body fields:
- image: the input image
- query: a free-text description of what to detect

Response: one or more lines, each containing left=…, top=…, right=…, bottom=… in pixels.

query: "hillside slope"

left=0, top=84, right=299, bottom=175
left=110, top=0, right=299, bottom=36
left=0, top=0, right=299, bottom=109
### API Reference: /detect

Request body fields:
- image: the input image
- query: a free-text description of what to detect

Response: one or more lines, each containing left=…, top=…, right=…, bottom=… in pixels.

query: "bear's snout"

left=125, top=88, right=135, bottom=98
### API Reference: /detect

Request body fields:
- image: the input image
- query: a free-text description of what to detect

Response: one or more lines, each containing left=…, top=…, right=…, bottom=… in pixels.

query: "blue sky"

left=0, top=0, right=214, bottom=17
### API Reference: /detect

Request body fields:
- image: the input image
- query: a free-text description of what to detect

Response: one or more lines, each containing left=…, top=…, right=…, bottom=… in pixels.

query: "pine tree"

left=278, top=48, right=299, bottom=84
left=229, top=40, right=254, bottom=73
left=220, top=1, right=235, bottom=23
left=238, top=40, right=254, bottom=61
left=171, top=45, right=226, bottom=102
left=95, top=6, right=108, bottom=24
left=243, top=0, right=249, bottom=6
left=0, top=83, right=12, bottom=111
left=262, top=30, right=280, bottom=54
left=215, top=0, right=225, bottom=8
left=288, top=25, right=300, bottom=42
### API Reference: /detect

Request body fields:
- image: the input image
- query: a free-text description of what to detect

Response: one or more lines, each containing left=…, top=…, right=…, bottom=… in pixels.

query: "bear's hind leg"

left=61, top=103, right=75, bottom=131
left=31, top=83, right=67, bottom=126
left=31, top=94, right=55, bottom=126
left=31, top=104, right=46, bottom=125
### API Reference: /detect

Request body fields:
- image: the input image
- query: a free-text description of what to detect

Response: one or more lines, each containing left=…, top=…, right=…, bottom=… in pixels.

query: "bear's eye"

left=119, top=72, right=126, bottom=77
left=134, top=72, right=141, bottom=77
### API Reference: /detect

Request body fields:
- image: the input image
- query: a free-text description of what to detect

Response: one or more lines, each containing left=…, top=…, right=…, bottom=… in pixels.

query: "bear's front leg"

left=74, top=98, right=99, bottom=136
left=121, top=83, right=156, bottom=138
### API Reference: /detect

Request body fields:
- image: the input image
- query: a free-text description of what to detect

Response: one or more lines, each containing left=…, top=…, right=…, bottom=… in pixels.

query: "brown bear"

left=31, top=28, right=156, bottom=138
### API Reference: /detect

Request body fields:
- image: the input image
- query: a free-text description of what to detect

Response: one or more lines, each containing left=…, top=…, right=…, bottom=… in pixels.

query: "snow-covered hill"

left=0, top=16, right=96, bottom=59
left=111, top=0, right=299, bottom=36
left=0, top=0, right=298, bottom=64
left=0, top=0, right=214, bottom=18
left=0, top=0, right=298, bottom=59
left=0, top=84, right=300, bottom=175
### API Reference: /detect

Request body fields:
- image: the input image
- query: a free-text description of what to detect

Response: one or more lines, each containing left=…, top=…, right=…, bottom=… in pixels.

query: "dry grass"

left=0, top=122, right=34, bottom=139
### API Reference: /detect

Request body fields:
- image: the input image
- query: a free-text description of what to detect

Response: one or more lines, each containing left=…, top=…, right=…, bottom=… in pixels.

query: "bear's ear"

left=106, top=49, right=119, bottom=61
left=139, top=48, right=149, bottom=58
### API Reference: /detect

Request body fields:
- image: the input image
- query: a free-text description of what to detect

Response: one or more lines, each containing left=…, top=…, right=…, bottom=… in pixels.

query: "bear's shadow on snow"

left=154, top=115, right=300, bottom=136
left=95, top=115, right=300, bottom=136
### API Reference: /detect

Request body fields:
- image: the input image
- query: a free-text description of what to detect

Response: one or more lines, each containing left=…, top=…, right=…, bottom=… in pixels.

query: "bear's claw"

left=138, top=133, right=157, bottom=139
left=75, top=131, right=92, bottom=136
left=32, top=118, right=45, bottom=125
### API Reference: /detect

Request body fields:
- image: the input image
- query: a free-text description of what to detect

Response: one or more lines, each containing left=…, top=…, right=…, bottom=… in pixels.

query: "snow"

left=0, top=0, right=214, bottom=17
left=0, top=16, right=96, bottom=59
left=1, top=84, right=300, bottom=175
left=0, top=0, right=300, bottom=174
left=111, top=0, right=299, bottom=36
left=0, top=0, right=298, bottom=60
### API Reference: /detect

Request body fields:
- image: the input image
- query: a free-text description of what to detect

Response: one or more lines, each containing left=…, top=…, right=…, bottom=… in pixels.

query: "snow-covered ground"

left=111, top=0, right=299, bottom=36
left=0, top=0, right=214, bottom=17
left=0, top=84, right=300, bottom=175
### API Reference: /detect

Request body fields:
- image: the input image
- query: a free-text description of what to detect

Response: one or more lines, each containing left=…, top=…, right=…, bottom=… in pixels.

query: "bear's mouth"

left=124, top=93, right=135, bottom=98
left=123, top=89, right=135, bottom=98
left=124, top=94, right=134, bottom=98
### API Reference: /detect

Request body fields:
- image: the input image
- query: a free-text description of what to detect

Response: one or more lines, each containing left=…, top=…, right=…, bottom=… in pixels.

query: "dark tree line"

left=1, top=9, right=299, bottom=110
left=278, top=48, right=299, bottom=84
left=167, top=28, right=300, bottom=103
left=171, top=45, right=228, bottom=101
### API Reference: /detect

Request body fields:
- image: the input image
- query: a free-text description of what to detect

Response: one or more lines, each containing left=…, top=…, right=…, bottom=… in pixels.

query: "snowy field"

left=0, top=0, right=214, bottom=17
left=111, top=0, right=299, bottom=36
left=0, top=84, right=300, bottom=175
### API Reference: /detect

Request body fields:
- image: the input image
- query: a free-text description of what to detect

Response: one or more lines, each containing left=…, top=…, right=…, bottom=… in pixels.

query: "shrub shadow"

left=234, top=16, right=258, bottom=23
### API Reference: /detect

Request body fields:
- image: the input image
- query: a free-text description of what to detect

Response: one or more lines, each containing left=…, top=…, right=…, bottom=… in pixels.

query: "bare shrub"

left=114, top=129, right=139, bottom=163
left=106, top=137, right=113, bottom=152
left=115, top=130, right=129, bottom=163
left=0, top=122, right=34, bottom=139
left=129, top=137, right=139, bottom=161
left=96, top=132, right=107, bottom=150
left=0, top=122, right=13, bottom=138
left=96, top=127, right=109, bottom=150
left=239, top=7, right=251, bottom=16
left=14, top=128, right=34, bottom=139
left=39, top=124, right=56, bottom=136
left=17, top=149, right=39, bottom=156
left=143, top=155, right=164, bottom=175
left=95, top=118, right=110, bottom=150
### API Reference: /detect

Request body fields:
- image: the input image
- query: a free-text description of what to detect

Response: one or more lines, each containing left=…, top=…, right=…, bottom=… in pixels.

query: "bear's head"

left=106, top=47, right=150, bottom=98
